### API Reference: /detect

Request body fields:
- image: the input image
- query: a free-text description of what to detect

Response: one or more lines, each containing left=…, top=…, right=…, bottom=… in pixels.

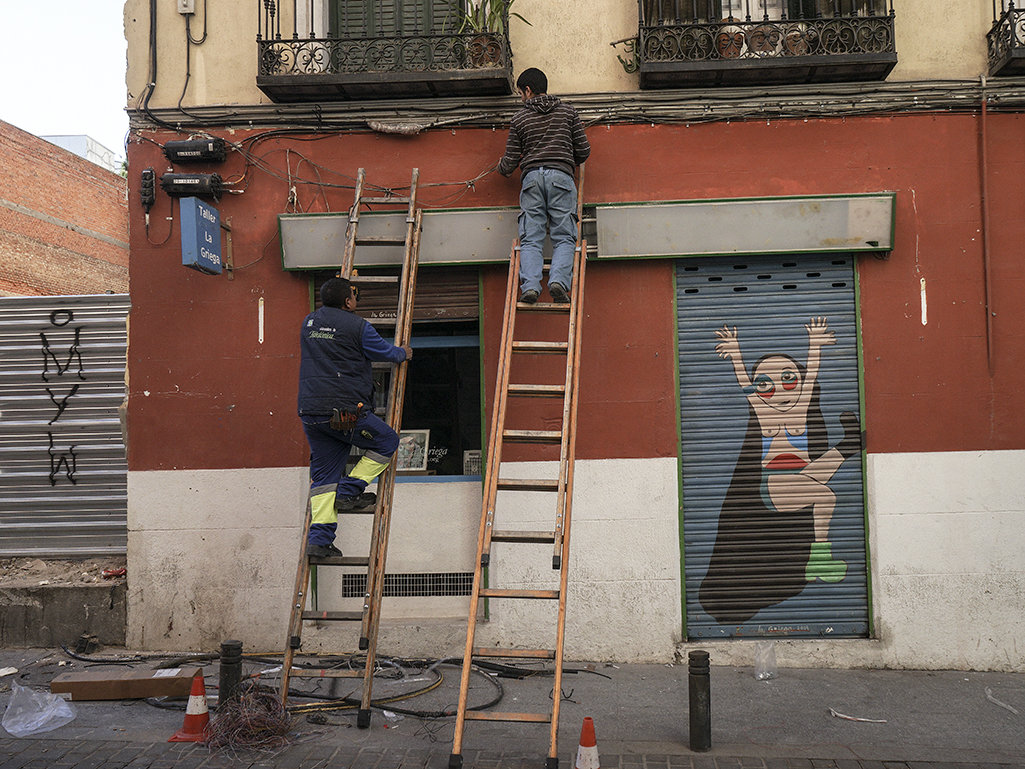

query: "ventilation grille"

left=341, top=572, right=473, bottom=598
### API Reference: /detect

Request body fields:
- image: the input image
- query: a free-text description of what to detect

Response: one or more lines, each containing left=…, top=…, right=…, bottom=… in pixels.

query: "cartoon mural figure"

left=698, top=317, right=861, bottom=625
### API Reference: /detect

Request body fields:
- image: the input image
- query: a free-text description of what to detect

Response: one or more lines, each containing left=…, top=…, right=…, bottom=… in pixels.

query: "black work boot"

left=335, top=492, right=377, bottom=512
left=307, top=543, right=343, bottom=559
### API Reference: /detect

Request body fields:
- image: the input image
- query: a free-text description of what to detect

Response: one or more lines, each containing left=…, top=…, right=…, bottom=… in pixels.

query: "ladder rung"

left=507, top=384, right=564, bottom=397
left=518, top=302, right=571, bottom=313
left=354, top=236, right=407, bottom=245
left=491, top=530, right=556, bottom=544
left=307, top=555, right=370, bottom=565
left=464, top=710, right=551, bottom=723
left=512, top=341, right=568, bottom=354
left=288, top=668, right=365, bottom=679
left=301, top=610, right=364, bottom=622
left=473, top=647, right=556, bottom=660
left=496, top=478, right=559, bottom=491
left=351, top=275, right=400, bottom=284
left=361, top=196, right=411, bottom=204
left=479, top=588, right=560, bottom=599
left=503, top=430, right=562, bottom=444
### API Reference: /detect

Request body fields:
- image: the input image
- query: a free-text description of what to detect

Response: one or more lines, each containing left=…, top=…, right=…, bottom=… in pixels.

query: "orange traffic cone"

left=575, top=716, right=600, bottom=769
left=169, top=672, right=210, bottom=742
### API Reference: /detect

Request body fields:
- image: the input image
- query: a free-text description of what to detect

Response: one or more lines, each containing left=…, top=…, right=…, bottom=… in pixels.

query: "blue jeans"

left=518, top=168, right=578, bottom=295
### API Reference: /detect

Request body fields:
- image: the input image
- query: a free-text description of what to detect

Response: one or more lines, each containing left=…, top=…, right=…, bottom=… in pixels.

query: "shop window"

left=395, top=320, right=482, bottom=477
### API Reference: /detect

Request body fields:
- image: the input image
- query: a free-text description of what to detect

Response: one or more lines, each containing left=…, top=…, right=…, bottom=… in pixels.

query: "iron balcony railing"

left=987, top=1, right=1025, bottom=75
left=638, top=0, right=895, bottom=65
left=256, top=0, right=511, bottom=79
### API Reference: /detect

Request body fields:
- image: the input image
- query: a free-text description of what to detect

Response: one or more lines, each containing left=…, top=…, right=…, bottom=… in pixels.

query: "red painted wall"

left=126, top=111, right=1025, bottom=470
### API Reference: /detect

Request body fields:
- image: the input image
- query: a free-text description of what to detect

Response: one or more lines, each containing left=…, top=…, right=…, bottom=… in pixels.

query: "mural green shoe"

left=806, top=541, right=847, bottom=583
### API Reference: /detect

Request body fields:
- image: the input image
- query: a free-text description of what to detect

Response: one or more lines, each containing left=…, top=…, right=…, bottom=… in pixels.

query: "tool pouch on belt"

left=330, top=403, right=362, bottom=431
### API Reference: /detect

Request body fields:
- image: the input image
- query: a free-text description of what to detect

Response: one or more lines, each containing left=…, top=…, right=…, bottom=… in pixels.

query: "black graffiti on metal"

left=40, top=309, right=85, bottom=485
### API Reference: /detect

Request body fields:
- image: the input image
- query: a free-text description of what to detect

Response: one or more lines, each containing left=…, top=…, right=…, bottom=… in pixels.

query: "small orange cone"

left=575, top=716, right=600, bottom=769
left=169, top=672, right=210, bottom=742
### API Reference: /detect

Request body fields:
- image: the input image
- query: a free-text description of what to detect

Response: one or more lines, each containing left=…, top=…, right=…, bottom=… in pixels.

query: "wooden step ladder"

left=449, top=173, right=588, bottom=769
left=280, top=167, right=422, bottom=730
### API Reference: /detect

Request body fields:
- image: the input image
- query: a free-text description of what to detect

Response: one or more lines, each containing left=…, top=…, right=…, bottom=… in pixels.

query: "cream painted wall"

left=124, top=0, right=1000, bottom=113
left=888, top=0, right=992, bottom=81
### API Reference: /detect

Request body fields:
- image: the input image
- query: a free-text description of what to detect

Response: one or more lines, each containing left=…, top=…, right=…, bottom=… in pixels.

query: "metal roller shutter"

left=677, top=255, right=867, bottom=638
left=0, top=295, right=130, bottom=556
left=315, top=267, right=479, bottom=322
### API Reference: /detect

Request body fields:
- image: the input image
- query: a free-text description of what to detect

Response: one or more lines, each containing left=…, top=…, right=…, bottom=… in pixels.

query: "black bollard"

left=688, top=649, right=711, bottom=752
left=219, top=639, right=243, bottom=705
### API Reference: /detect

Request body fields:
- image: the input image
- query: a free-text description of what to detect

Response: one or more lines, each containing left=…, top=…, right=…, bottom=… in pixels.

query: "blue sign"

left=180, top=197, right=223, bottom=274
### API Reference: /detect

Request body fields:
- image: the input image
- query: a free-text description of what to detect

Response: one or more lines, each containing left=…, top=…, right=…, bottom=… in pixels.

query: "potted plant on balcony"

left=456, top=0, right=531, bottom=68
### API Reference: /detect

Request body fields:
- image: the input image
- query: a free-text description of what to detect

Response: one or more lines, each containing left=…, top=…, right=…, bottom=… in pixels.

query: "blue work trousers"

left=518, top=168, right=579, bottom=295
left=301, top=410, right=398, bottom=547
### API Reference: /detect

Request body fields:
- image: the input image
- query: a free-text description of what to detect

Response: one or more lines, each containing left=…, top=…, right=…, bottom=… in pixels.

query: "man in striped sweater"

left=498, top=68, right=590, bottom=305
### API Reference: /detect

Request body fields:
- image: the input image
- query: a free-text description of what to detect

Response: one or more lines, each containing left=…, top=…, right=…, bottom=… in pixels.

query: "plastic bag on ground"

left=754, top=640, right=778, bottom=681
left=2, top=680, right=76, bottom=737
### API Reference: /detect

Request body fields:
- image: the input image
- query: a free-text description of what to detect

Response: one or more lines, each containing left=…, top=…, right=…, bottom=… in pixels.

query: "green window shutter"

left=331, top=0, right=458, bottom=37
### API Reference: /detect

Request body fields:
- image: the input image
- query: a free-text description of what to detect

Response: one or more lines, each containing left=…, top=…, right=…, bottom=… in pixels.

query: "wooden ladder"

left=449, top=174, right=588, bottom=769
left=280, top=168, right=422, bottom=729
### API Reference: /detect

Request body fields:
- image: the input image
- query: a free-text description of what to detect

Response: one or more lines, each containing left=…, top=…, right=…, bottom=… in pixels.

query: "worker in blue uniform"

left=297, top=277, right=411, bottom=559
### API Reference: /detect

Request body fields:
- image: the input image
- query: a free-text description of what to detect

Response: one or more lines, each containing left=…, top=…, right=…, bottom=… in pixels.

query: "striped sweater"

left=497, top=94, right=591, bottom=179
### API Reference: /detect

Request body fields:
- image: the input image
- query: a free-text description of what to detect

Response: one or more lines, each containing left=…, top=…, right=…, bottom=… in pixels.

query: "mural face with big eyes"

left=753, top=356, right=802, bottom=412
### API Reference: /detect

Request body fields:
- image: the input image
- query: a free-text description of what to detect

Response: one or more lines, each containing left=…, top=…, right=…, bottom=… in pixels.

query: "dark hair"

left=516, top=67, right=547, bottom=95
left=321, top=277, right=352, bottom=309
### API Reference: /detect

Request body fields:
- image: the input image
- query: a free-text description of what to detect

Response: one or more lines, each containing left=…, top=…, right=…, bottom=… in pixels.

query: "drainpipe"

left=978, top=75, right=994, bottom=374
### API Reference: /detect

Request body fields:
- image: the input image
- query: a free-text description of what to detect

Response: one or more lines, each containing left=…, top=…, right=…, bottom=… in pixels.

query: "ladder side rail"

left=451, top=241, right=521, bottom=760
left=358, top=197, right=422, bottom=721
left=546, top=239, right=587, bottom=762
left=340, top=167, right=366, bottom=277
left=551, top=166, right=586, bottom=568
left=359, top=173, right=420, bottom=646
left=551, top=233, right=585, bottom=568
left=478, top=243, right=523, bottom=568
left=280, top=497, right=315, bottom=705
left=359, top=205, right=421, bottom=659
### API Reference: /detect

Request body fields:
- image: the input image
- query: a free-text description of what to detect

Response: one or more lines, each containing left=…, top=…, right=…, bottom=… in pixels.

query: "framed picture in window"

left=397, top=429, right=429, bottom=472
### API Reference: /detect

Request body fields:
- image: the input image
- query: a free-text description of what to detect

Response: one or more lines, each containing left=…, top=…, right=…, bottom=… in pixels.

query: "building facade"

left=0, top=121, right=128, bottom=297
left=123, top=1, right=1025, bottom=670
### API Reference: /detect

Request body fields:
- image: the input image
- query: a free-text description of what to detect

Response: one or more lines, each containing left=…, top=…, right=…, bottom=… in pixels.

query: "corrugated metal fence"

left=0, top=295, right=130, bottom=556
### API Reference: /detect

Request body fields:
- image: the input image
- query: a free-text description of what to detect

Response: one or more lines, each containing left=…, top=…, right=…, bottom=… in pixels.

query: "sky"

left=1, top=2, right=129, bottom=161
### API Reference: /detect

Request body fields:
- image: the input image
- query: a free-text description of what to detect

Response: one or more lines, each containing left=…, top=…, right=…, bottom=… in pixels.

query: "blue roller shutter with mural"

left=677, top=255, right=868, bottom=638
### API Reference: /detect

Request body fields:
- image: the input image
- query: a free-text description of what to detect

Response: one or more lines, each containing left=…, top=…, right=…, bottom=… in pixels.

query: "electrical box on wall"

left=177, top=0, right=195, bottom=14
left=160, top=173, right=224, bottom=200
left=163, top=138, right=227, bottom=164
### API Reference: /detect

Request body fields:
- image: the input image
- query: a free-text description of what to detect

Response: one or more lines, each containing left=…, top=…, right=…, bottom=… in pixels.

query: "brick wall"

left=0, top=121, right=128, bottom=296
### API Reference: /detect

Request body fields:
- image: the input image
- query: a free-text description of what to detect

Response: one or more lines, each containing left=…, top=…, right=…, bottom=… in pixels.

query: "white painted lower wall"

left=126, top=451, right=1025, bottom=671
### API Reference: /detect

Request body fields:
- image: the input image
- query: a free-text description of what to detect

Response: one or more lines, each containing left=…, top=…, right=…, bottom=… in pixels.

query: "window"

left=312, top=271, right=482, bottom=478
left=330, top=0, right=459, bottom=37
left=395, top=320, right=482, bottom=477
left=643, top=0, right=883, bottom=23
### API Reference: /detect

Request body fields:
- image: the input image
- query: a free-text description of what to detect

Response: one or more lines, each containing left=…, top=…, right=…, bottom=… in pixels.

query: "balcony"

left=256, top=1, right=513, bottom=101
left=988, top=2, right=1025, bottom=76
left=637, top=0, right=897, bottom=89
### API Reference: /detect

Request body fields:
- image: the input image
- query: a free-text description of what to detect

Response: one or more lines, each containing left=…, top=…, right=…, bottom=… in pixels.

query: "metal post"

left=219, top=639, right=243, bottom=705
left=688, top=650, right=711, bottom=752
